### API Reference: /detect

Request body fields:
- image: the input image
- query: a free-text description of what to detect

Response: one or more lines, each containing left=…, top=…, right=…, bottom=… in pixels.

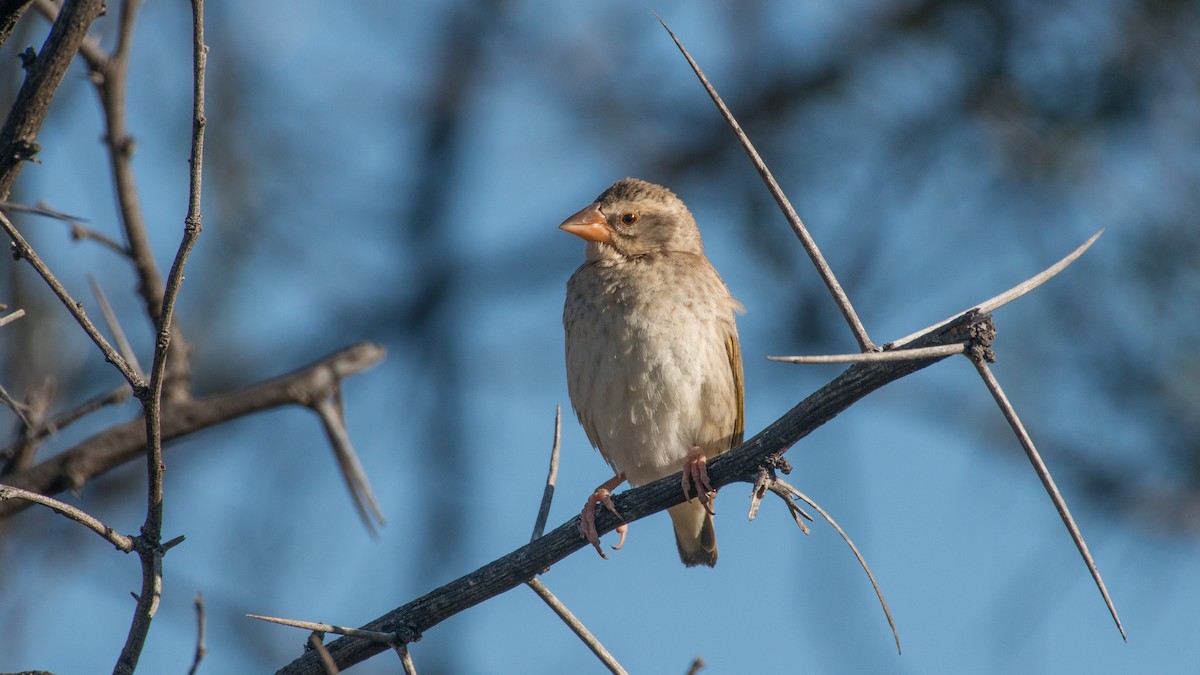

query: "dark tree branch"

left=0, top=342, right=386, bottom=520
left=0, top=0, right=107, bottom=199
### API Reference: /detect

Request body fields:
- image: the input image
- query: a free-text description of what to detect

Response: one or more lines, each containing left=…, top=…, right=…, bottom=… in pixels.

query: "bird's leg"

left=681, top=446, right=716, bottom=515
left=580, top=472, right=629, bottom=559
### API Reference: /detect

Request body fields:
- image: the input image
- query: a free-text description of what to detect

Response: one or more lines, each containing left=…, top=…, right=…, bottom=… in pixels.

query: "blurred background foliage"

left=0, top=1, right=1197, bottom=673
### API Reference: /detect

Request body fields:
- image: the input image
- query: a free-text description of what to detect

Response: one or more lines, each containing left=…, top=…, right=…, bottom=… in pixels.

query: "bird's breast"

left=564, top=255, right=739, bottom=486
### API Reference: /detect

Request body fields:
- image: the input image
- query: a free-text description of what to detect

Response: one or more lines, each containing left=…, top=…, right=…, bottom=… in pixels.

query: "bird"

left=560, top=177, right=744, bottom=567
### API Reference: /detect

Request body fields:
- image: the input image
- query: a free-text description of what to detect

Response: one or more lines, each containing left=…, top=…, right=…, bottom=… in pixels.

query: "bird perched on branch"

left=561, top=177, right=744, bottom=567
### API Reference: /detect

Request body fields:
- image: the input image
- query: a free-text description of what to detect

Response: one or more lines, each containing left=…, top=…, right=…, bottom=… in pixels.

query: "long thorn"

left=971, top=357, right=1126, bottom=640
left=657, top=16, right=876, bottom=353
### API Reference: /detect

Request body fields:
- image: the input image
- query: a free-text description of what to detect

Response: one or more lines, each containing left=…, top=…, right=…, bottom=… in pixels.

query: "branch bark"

left=0, top=0, right=106, bottom=199
left=0, top=342, right=386, bottom=520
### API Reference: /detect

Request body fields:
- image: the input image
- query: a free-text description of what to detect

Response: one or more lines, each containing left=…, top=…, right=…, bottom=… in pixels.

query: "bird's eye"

left=620, top=212, right=639, bottom=225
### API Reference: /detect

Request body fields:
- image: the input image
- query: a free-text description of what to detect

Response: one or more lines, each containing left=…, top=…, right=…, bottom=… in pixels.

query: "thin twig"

left=657, top=16, right=876, bottom=353
left=0, top=198, right=83, bottom=221
left=0, top=483, right=132, bottom=551
left=1, top=210, right=144, bottom=389
left=312, top=395, right=385, bottom=531
left=889, top=231, right=1103, bottom=349
left=0, top=307, right=26, bottom=328
left=0, top=343, right=386, bottom=520
left=114, top=2, right=207, bottom=672
left=89, top=276, right=144, bottom=377
left=685, top=657, right=705, bottom=675
left=526, top=578, right=628, bottom=675
left=771, top=478, right=901, bottom=654
left=0, top=381, right=31, bottom=429
left=768, top=343, right=966, bottom=365
left=524, top=407, right=627, bottom=674
left=530, top=405, right=562, bottom=542
left=188, top=593, right=207, bottom=675
left=970, top=357, right=1126, bottom=640
left=0, top=385, right=131, bottom=458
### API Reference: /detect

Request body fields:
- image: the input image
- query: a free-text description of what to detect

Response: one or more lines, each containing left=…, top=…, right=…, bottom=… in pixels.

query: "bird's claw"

left=580, top=487, right=625, bottom=559
left=681, top=446, right=716, bottom=515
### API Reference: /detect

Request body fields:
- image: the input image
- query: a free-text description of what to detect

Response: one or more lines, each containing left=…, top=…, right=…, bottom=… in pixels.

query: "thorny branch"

left=112, top=0, right=207, bottom=670
left=0, top=342, right=386, bottom=521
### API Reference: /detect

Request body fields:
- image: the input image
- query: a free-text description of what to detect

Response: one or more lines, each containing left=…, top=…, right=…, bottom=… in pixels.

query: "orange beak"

left=558, top=203, right=613, bottom=244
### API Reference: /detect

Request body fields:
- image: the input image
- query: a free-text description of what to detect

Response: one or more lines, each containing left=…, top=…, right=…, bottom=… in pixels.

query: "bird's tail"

left=668, top=499, right=717, bottom=567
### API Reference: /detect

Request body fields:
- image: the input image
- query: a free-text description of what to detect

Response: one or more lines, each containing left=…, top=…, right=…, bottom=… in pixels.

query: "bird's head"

left=559, top=178, right=704, bottom=261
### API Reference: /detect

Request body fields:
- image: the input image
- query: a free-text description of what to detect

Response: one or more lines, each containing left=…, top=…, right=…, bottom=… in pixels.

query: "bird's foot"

left=580, top=473, right=627, bottom=559
left=681, top=446, right=716, bottom=515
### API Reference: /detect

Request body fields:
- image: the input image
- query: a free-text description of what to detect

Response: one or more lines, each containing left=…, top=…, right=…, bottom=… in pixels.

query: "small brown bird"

left=561, top=178, right=744, bottom=567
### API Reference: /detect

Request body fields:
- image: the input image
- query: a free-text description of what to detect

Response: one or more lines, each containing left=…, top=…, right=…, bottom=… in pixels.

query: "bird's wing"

left=726, top=330, right=745, bottom=449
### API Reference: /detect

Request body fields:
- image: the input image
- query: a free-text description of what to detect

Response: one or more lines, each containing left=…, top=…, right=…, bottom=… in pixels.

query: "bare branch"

left=0, top=0, right=108, bottom=199
left=0, top=483, right=133, bottom=551
left=0, top=385, right=131, bottom=458
left=0, top=342, right=385, bottom=516
left=523, top=407, right=627, bottom=673
left=0, top=380, right=31, bottom=428
left=657, top=16, right=876, bottom=353
left=0, top=198, right=82, bottom=221
left=970, top=356, right=1126, bottom=640
left=188, top=593, right=207, bottom=675
left=526, top=578, right=628, bottom=675
left=2, top=210, right=145, bottom=389
left=770, top=478, right=900, bottom=655
left=0, top=307, right=25, bottom=328
left=113, top=2, right=208, bottom=669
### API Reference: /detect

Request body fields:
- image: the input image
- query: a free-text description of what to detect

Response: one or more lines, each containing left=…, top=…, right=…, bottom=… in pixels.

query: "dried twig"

left=188, top=593, right=207, bottom=675
left=0, top=343, right=386, bottom=520
left=526, top=578, right=627, bottom=675
left=0, top=483, right=133, bottom=551
left=0, top=307, right=26, bottom=328
left=2, top=209, right=144, bottom=389
left=0, top=385, right=130, bottom=458
left=524, top=405, right=627, bottom=674
left=970, top=357, right=1126, bottom=640
left=0, top=0, right=108, bottom=198
left=0, top=198, right=83, bottom=222
left=113, top=2, right=207, bottom=670
left=770, top=478, right=900, bottom=654
left=0, top=380, right=30, bottom=429
left=657, top=16, right=876, bottom=353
